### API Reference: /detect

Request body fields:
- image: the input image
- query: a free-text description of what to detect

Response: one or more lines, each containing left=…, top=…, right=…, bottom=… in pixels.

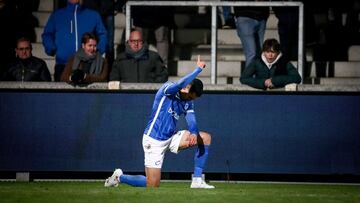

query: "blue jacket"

left=42, top=2, right=107, bottom=65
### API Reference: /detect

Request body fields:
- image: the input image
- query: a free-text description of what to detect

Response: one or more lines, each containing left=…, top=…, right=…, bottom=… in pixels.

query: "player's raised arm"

left=164, top=55, right=206, bottom=95
left=197, top=55, right=206, bottom=69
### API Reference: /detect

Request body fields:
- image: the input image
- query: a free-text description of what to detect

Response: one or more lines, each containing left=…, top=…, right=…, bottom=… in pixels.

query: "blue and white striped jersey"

left=144, top=67, right=203, bottom=141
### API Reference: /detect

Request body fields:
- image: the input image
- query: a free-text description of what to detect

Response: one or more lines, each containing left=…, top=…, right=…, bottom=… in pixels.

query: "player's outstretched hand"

left=197, top=55, right=206, bottom=69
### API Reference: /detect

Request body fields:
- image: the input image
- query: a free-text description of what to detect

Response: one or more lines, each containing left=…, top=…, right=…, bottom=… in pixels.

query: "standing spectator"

left=110, top=30, right=168, bottom=83
left=345, top=0, right=360, bottom=45
left=2, top=37, right=51, bottom=82
left=231, top=0, right=269, bottom=68
left=273, top=2, right=299, bottom=61
left=240, top=38, right=301, bottom=90
left=303, top=1, right=347, bottom=77
left=42, top=0, right=107, bottom=81
left=61, top=32, right=109, bottom=85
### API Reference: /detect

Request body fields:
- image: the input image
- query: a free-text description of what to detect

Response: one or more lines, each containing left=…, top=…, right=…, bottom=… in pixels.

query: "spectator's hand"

left=197, top=55, right=206, bottom=69
left=70, top=69, right=86, bottom=84
left=189, top=134, right=197, bottom=147
left=264, top=78, right=274, bottom=89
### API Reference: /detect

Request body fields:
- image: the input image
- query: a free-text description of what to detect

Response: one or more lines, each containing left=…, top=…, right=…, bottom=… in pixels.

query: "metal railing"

left=125, top=1, right=304, bottom=84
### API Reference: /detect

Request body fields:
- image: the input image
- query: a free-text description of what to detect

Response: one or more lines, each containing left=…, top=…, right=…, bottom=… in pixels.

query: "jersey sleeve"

left=164, top=67, right=202, bottom=95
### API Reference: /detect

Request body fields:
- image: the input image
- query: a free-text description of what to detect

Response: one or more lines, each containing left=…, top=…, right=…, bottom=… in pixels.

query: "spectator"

left=345, top=0, right=360, bottom=45
left=2, top=37, right=51, bottom=82
left=240, top=38, right=301, bottom=90
left=231, top=0, right=270, bottom=68
left=303, top=1, right=347, bottom=77
left=131, top=1, right=175, bottom=66
left=273, top=2, right=299, bottom=61
left=60, top=32, right=108, bottom=85
left=42, top=0, right=107, bottom=82
left=110, top=30, right=168, bottom=83
left=82, top=0, right=124, bottom=69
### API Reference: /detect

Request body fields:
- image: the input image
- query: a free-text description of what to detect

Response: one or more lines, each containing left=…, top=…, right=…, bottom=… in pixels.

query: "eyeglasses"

left=129, top=39, right=143, bottom=44
left=17, top=47, right=31, bottom=51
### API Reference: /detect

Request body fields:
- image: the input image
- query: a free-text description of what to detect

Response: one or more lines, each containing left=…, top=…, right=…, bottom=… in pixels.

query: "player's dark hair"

left=190, top=78, right=203, bottom=97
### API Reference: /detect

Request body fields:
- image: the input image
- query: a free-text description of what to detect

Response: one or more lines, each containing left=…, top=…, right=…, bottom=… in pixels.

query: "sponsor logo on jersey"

left=168, top=107, right=180, bottom=120
left=184, top=103, right=189, bottom=110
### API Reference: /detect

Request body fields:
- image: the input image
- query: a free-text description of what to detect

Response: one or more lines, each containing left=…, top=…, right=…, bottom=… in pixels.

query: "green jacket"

left=110, top=48, right=168, bottom=83
left=240, top=57, right=301, bottom=90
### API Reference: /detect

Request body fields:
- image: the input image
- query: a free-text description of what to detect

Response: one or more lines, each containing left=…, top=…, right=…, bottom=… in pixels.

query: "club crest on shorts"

left=145, top=143, right=151, bottom=149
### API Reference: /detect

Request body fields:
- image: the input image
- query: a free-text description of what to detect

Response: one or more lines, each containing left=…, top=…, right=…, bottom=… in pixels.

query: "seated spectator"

left=82, top=0, right=124, bottom=69
left=110, top=30, right=168, bottom=83
left=61, top=32, right=108, bottom=85
left=240, top=38, right=302, bottom=90
left=2, top=37, right=51, bottom=81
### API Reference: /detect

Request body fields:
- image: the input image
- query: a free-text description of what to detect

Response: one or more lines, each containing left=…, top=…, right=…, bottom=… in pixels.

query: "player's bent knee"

left=199, top=131, right=212, bottom=145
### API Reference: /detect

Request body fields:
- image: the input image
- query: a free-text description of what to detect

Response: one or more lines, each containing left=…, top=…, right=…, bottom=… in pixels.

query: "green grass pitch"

left=0, top=181, right=359, bottom=203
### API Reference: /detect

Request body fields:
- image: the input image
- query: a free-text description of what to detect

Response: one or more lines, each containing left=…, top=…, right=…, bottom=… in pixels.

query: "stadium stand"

left=31, top=0, right=360, bottom=85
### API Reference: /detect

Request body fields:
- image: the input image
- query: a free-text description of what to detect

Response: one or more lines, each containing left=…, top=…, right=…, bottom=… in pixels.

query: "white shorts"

left=142, top=130, right=185, bottom=169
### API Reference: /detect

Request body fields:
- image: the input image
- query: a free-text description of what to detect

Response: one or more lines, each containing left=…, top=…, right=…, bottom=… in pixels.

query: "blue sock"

left=194, top=145, right=210, bottom=177
left=119, top=174, right=146, bottom=187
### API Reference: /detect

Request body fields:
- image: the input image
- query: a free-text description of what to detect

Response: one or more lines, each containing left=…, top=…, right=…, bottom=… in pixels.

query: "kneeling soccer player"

left=105, top=55, right=214, bottom=189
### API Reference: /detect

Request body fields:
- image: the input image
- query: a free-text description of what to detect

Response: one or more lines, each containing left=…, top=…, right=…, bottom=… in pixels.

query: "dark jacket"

left=3, top=56, right=51, bottom=81
left=240, top=56, right=302, bottom=90
left=110, top=46, right=168, bottom=83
